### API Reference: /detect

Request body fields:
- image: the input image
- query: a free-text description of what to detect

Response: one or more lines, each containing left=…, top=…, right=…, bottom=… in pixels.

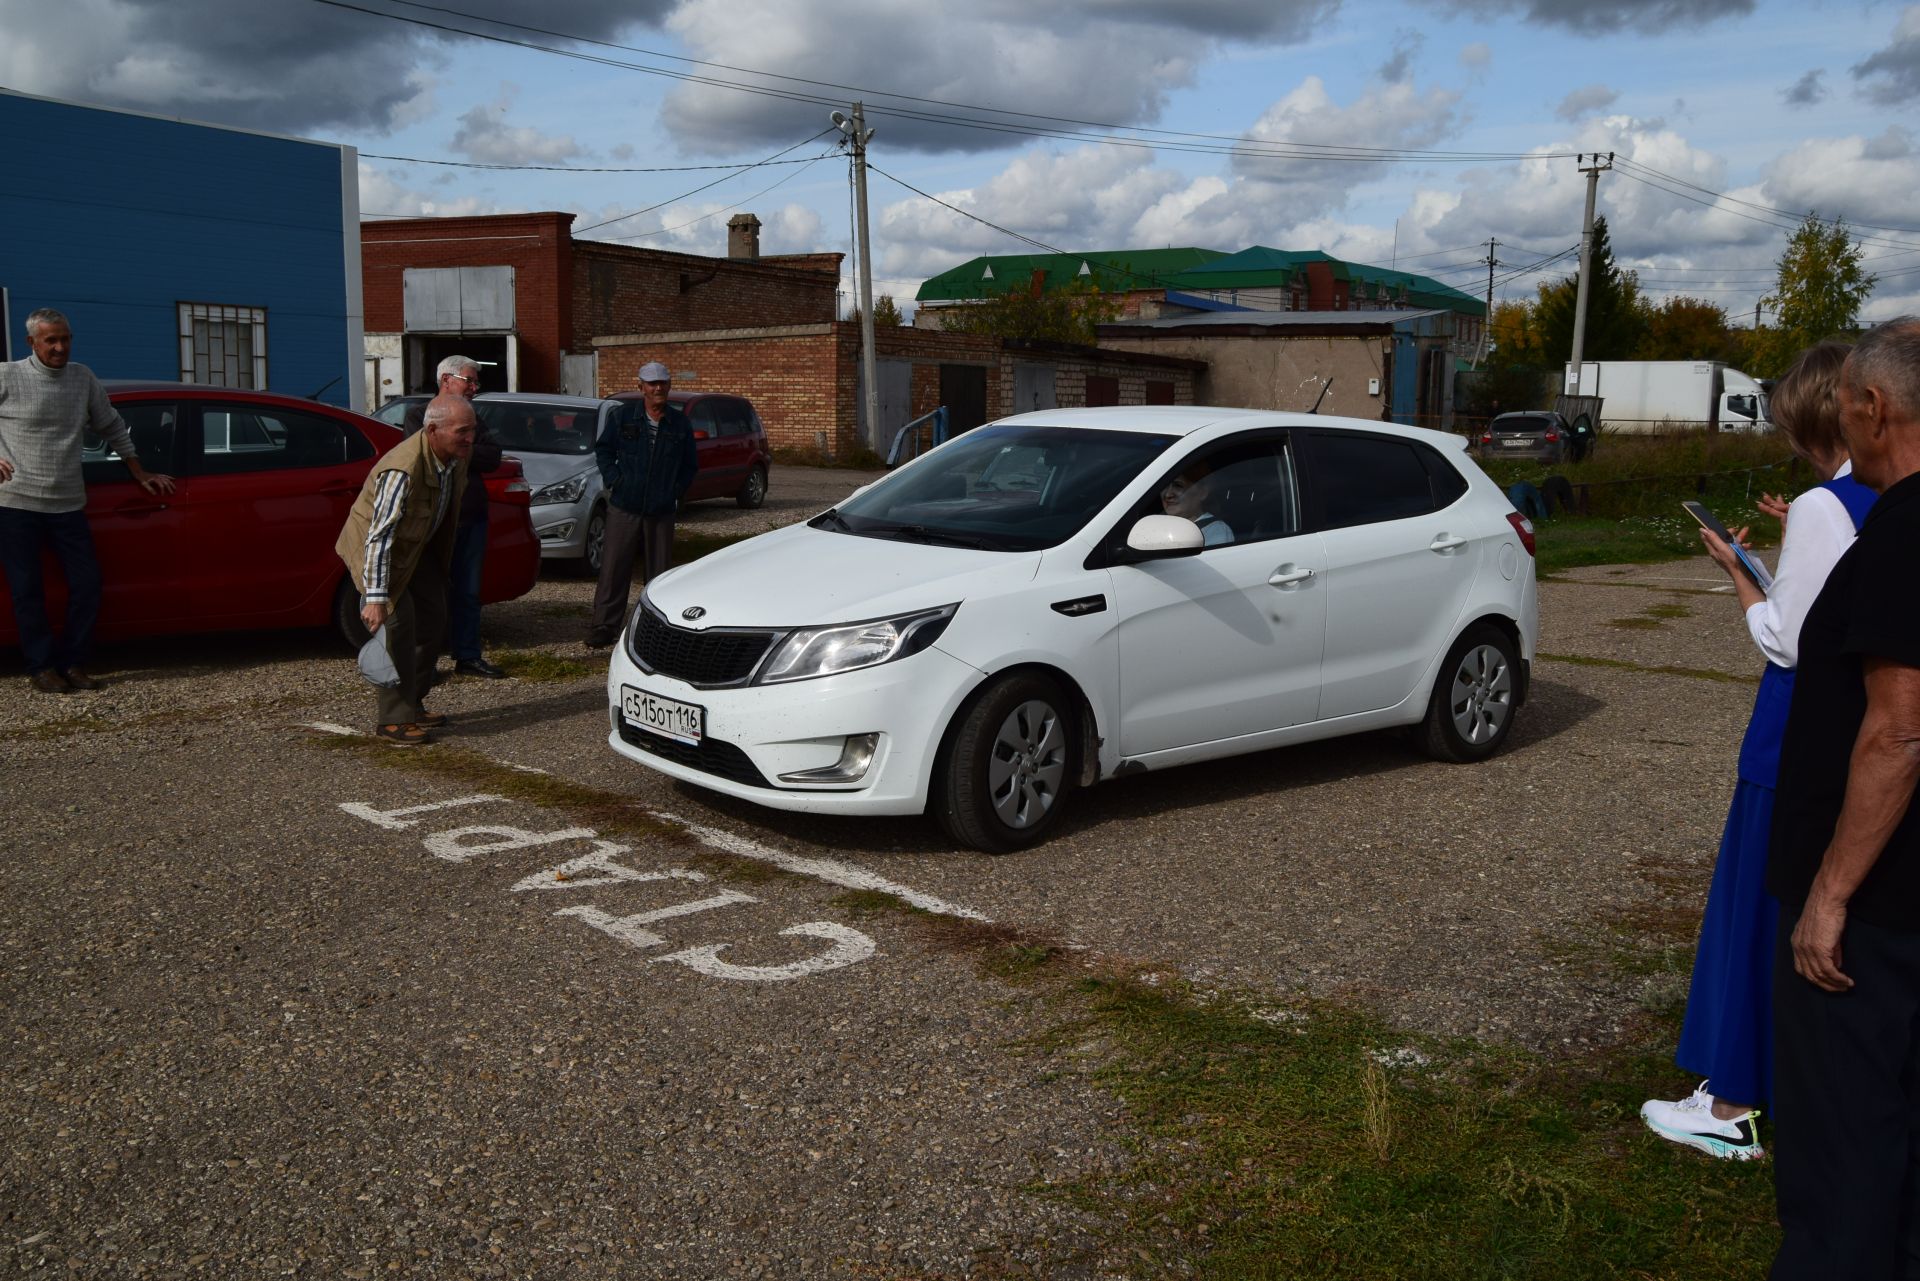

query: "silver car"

left=472, top=393, right=626, bottom=574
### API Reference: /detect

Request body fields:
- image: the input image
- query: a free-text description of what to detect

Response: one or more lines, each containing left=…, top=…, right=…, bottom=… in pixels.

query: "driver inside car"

left=1159, top=464, right=1234, bottom=546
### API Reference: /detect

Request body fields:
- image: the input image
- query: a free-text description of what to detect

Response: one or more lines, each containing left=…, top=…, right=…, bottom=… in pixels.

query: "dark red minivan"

left=0, top=384, right=541, bottom=652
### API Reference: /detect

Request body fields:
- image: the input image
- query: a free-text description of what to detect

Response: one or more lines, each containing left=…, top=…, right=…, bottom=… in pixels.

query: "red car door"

left=177, top=400, right=371, bottom=627
left=81, top=398, right=193, bottom=634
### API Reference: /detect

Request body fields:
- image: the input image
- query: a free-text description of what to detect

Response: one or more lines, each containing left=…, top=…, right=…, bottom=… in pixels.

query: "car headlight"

left=530, top=469, right=593, bottom=506
left=758, top=605, right=957, bottom=684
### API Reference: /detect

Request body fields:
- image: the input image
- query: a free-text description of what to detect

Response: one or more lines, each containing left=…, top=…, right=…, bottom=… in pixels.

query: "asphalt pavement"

left=1, top=474, right=1768, bottom=1276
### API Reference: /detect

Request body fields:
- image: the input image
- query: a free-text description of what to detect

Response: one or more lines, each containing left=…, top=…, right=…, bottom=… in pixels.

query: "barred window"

left=178, top=302, right=268, bottom=389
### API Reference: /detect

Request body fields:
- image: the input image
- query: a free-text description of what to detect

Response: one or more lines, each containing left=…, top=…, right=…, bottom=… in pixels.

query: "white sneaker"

left=1640, top=1082, right=1764, bottom=1161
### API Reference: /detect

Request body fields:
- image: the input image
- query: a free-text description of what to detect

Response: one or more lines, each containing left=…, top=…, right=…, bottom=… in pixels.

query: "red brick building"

left=597, top=322, right=1203, bottom=458
left=360, top=211, right=840, bottom=405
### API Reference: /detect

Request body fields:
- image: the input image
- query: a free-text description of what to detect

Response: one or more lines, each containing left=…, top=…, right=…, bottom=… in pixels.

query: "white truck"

left=1563, top=360, right=1772, bottom=434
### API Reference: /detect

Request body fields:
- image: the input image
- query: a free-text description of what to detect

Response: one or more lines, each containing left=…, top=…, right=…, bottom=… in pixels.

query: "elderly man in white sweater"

left=0, top=309, right=174, bottom=693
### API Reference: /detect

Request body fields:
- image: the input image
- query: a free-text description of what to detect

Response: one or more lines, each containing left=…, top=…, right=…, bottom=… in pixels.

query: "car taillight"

left=1506, top=511, right=1536, bottom=557
left=504, top=479, right=529, bottom=493
left=1544, top=431, right=1560, bottom=441
left=1480, top=433, right=1492, bottom=444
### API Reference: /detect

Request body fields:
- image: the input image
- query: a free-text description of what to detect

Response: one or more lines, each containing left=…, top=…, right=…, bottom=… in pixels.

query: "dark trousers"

left=590, top=506, right=673, bottom=639
left=372, top=556, right=448, bottom=727
left=0, top=506, right=103, bottom=674
left=446, top=519, right=487, bottom=662
left=1772, top=912, right=1920, bottom=1280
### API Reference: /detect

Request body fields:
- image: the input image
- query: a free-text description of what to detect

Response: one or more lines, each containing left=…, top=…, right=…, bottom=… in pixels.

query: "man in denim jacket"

left=587, top=361, right=698, bottom=647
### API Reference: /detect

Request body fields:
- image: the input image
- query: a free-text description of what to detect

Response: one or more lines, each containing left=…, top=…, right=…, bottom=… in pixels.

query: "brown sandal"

left=415, top=711, right=449, bottom=729
left=375, top=722, right=431, bottom=746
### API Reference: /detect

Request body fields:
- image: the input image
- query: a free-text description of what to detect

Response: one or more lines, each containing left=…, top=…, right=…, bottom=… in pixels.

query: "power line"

left=593, top=150, right=836, bottom=244
left=573, top=131, right=836, bottom=235
left=307, top=0, right=1580, bottom=166
left=361, top=152, right=836, bottom=173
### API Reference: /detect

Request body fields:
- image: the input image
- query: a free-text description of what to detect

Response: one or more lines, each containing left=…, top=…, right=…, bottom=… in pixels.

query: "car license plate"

left=621, top=685, right=704, bottom=746
left=1500, top=437, right=1530, bottom=447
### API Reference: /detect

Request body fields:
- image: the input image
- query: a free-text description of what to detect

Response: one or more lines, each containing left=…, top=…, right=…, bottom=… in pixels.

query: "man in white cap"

left=587, top=360, right=698, bottom=647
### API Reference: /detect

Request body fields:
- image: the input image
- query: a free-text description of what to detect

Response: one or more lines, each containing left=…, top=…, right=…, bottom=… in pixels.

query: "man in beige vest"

left=335, top=398, right=474, bottom=744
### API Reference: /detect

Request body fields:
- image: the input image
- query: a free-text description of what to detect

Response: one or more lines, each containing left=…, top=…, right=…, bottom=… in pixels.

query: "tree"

left=1533, top=218, right=1646, bottom=364
left=1635, top=296, right=1739, bottom=362
left=871, top=294, right=904, bottom=328
left=1488, top=299, right=1543, bottom=366
left=1750, top=213, right=1877, bottom=375
left=938, top=281, right=1120, bottom=345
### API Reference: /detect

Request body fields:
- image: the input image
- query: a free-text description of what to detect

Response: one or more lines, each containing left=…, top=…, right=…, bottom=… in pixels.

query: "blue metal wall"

left=0, top=92, right=355, bottom=406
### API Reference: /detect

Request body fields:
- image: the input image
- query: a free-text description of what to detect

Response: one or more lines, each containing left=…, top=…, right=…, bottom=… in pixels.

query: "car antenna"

left=306, top=375, right=342, bottom=401
left=1308, top=376, right=1334, bottom=413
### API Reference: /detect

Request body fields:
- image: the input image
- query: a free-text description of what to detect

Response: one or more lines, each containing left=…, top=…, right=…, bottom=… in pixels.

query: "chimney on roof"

left=1029, top=268, right=1047, bottom=298
left=727, top=213, right=762, bottom=260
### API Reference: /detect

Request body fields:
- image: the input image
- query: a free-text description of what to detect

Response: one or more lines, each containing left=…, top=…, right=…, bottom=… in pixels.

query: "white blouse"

left=1745, top=461, right=1861, bottom=670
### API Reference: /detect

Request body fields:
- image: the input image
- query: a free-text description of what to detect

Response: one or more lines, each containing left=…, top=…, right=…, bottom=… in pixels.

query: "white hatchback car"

left=605, top=407, right=1538, bottom=852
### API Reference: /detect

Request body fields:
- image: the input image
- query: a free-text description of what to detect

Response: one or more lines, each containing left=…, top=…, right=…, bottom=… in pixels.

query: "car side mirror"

left=1121, top=514, right=1205, bottom=561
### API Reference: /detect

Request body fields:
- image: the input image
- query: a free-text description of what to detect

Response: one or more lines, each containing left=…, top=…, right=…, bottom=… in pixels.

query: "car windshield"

left=815, top=424, right=1176, bottom=552
left=1495, top=415, right=1555, bottom=434
left=476, top=401, right=598, bottom=455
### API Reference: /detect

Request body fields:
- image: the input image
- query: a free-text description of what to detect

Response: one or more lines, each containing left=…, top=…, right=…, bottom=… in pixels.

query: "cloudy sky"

left=6, top=0, right=1918, bottom=323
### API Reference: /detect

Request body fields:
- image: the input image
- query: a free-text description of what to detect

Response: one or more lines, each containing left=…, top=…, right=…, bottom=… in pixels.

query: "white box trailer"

left=1564, top=360, right=1772, bottom=434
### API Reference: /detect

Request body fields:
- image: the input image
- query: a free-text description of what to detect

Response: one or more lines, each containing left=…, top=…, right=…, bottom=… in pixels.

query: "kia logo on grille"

left=681, top=606, right=707, bottom=621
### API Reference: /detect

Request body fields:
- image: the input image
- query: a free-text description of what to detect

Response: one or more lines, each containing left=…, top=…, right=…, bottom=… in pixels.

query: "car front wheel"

left=933, top=673, right=1076, bottom=853
left=1420, top=623, right=1519, bottom=762
left=736, top=464, right=768, bottom=509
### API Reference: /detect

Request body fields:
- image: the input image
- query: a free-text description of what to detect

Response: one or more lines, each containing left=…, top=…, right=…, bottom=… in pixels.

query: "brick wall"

left=362, top=212, right=574, bottom=392
left=598, top=323, right=1200, bottom=456
left=571, top=243, right=839, bottom=353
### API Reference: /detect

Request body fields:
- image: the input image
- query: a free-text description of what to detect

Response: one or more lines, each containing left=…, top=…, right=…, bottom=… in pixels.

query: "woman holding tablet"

left=1640, top=342, right=1877, bottom=1160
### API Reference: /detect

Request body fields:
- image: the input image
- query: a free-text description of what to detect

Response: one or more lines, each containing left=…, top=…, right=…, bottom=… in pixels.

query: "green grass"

left=1048, top=977, right=1775, bottom=1280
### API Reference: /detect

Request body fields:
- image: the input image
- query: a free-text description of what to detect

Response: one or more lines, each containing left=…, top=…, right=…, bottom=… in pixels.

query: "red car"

left=608, top=389, right=772, bottom=508
left=0, top=384, right=541, bottom=653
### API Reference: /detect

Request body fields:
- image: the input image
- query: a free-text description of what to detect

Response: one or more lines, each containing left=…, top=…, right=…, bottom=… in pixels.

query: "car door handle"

left=1267, top=565, right=1315, bottom=588
left=1429, top=534, right=1468, bottom=552
left=115, top=501, right=169, bottom=514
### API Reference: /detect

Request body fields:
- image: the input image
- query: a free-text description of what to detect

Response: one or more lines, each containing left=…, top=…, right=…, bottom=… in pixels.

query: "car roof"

left=475, top=392, right=615, bottom=409
left=102, top=381, right=372, bottom=412
left=607, top=389, right=737, bottom=402
left=990, top=404, right=1465, bottom=449
left=1491, top=410, right=1559, bottom=421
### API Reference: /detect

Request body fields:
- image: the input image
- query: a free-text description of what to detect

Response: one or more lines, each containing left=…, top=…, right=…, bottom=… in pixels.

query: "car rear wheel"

left=582, top=503, right=608, bottom=577
left=1420, top=623, right=1518, bottom=763
left=332, top=576, right=371, bottom=651
left=736, top=464, right=768, bottom=509
left=933, top=673, right=1076, bottom=853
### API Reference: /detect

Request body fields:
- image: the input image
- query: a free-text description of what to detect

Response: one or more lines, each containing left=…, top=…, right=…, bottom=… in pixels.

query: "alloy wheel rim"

left=985, top=699, right=1066, bottom=829
left=1449, top=643, right=1513, bottom=745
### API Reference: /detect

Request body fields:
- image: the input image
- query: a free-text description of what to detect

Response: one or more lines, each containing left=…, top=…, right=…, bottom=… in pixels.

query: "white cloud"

left=1852, top=4, right=1920, bottom=104
left=1459, top=41, right=1492, bottom=71
left=358, top=165, right=501, bottom=220
left=1555, top=84, right=1618, bottom=121
left=450, top=89, right=585, bottom=166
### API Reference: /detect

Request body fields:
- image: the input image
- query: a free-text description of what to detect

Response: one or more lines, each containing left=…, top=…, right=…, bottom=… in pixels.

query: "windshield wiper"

left=811, top=508, right=854, bottom=532
left=867, top=523, right=1001, bottom=550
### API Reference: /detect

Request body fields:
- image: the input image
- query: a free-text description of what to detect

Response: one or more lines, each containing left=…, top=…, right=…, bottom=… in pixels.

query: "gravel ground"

left=1, top=480, right=1770, bottom=1274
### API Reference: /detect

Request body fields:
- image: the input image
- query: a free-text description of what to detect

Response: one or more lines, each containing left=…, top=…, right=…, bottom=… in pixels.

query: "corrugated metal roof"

left=915, top=247, right=1228, bottom=301
left=1169, top=246, right=1481, bottom=315
left=1100, top=308, right=1447, bottom=332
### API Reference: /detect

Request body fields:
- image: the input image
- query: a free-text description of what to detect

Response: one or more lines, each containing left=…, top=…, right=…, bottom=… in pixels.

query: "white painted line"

left=654, top=921, right=878, bottom=982
left=656, top=809, right=992, bottom=923
left=304, top=721, right=364, bottom=736
left=340, top=795, right=508, bottom=831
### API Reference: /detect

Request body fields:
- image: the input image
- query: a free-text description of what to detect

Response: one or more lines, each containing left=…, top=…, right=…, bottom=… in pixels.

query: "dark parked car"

left=1, top=384, right=541, bottom=653
left=1477, top=410, right=1595, bottom=464
left=609, top=389, right=772, bottom=510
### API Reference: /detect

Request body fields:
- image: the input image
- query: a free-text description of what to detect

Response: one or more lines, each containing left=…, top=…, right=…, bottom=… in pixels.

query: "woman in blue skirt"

left=1640, top=342, right=1878, bottom=1160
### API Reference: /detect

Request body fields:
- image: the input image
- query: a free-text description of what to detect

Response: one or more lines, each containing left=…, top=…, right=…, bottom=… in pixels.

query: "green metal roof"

left=1169, top=246, right=1483, bottom=317
left=915, top=247, right=1228, bottom=302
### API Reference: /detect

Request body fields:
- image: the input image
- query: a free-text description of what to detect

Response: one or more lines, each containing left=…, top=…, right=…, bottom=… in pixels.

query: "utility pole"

left=1472, top=237, right=1498, bottom=370
left=1568, top=151, right=1613, bottom=391
left=833, top=103, right=879, bottom=455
